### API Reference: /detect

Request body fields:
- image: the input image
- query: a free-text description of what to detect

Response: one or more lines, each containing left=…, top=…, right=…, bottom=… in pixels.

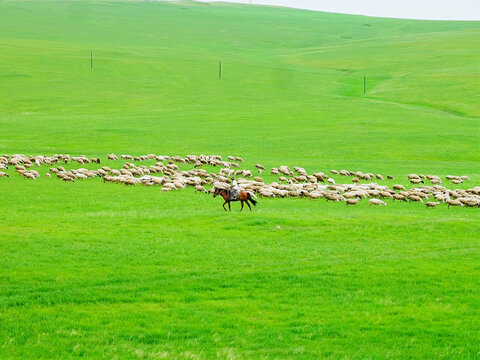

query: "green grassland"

left=0, top=1, right=479, bottom=359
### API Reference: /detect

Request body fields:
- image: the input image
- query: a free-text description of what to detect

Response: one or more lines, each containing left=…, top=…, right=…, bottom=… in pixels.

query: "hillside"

left=0, top=1, right=478, bottom=173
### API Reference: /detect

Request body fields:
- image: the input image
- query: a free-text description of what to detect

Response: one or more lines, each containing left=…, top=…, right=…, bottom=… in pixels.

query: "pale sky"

left=196, top=0, right=480, bottom=20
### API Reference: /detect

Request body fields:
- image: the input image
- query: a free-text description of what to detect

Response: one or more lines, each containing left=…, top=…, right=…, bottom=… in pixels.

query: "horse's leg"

left=223, top=201, right=227, bottom=211
left=228, top=201, right=231, bottom=211
left=240, top=201, right=244, bottom=211
left=247, top=200, right=252, bottom=211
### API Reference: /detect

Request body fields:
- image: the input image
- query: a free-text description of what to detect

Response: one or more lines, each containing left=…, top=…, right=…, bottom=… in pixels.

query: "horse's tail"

left=247, top=193, right=258, bottom=206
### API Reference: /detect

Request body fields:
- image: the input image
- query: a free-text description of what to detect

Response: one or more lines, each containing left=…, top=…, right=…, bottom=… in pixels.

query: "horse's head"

left=213, top=187, right=222, bottom=198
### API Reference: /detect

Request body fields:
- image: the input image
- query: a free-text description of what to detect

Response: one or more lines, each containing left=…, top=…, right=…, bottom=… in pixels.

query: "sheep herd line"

left=1, top=153, right=479, bottom=209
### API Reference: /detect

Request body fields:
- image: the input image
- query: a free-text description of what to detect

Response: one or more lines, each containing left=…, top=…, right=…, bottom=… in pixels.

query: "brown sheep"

left=194, top=185, right=207, bottom=193
left=379, top=191, right=393, bottom=198
left=393, top=194, right=407, bottom=202
left=409, top=195, right=423, bottom=203
left=447, top=199, right=463, bottom=208
left=346, top=198, right=359, bottom=206
left=369, top=199, right=387, bottom=206
left=23, top=172, right=36, bottom=180
left=324, top=193, right=344, bottom=202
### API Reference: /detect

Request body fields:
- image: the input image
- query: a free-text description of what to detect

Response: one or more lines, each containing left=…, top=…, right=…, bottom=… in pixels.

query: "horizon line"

left=192, top=0, right=480, bottom=21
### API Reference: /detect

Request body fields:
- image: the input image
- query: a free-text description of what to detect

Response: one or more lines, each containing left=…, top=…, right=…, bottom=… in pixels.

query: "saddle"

left=228, top=188, right=240, bottom=201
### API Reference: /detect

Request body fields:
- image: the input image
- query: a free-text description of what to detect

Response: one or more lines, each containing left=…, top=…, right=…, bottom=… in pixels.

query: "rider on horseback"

left=213, top=181, right=258, bottom=212
left=228, top=176, right=240, bottom=201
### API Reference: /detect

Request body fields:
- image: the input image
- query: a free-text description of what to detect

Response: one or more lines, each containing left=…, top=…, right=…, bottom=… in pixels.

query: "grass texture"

left=0, top=1, right=479, bottom=359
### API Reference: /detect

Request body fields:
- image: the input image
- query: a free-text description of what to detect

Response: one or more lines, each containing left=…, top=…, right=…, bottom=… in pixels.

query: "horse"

left=213, top=187, right=258, bottom=211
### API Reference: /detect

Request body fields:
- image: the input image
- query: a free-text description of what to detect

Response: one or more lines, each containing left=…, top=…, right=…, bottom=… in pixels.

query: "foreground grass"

left=1, top=171, right=479, bottom=359
left=0, top=0, right=479, bottom=358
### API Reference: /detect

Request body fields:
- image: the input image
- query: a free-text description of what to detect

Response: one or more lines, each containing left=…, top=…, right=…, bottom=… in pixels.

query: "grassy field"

left=0, top=1, right=479, bottom=359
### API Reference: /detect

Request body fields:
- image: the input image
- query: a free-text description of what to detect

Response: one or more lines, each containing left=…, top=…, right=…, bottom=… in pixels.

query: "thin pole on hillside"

left=219, top=61, right=222, bottom=80
left=91, top=51, right=93, bottom=69
left=364, top=75, right=366, bottom=95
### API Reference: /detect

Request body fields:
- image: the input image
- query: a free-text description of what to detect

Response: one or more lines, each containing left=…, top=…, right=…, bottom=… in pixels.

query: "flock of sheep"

left=1, top=153, right=479, bottom=209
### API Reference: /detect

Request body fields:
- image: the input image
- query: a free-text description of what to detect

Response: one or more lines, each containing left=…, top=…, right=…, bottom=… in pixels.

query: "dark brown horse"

left=213, top=187, right=258, bottom=211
